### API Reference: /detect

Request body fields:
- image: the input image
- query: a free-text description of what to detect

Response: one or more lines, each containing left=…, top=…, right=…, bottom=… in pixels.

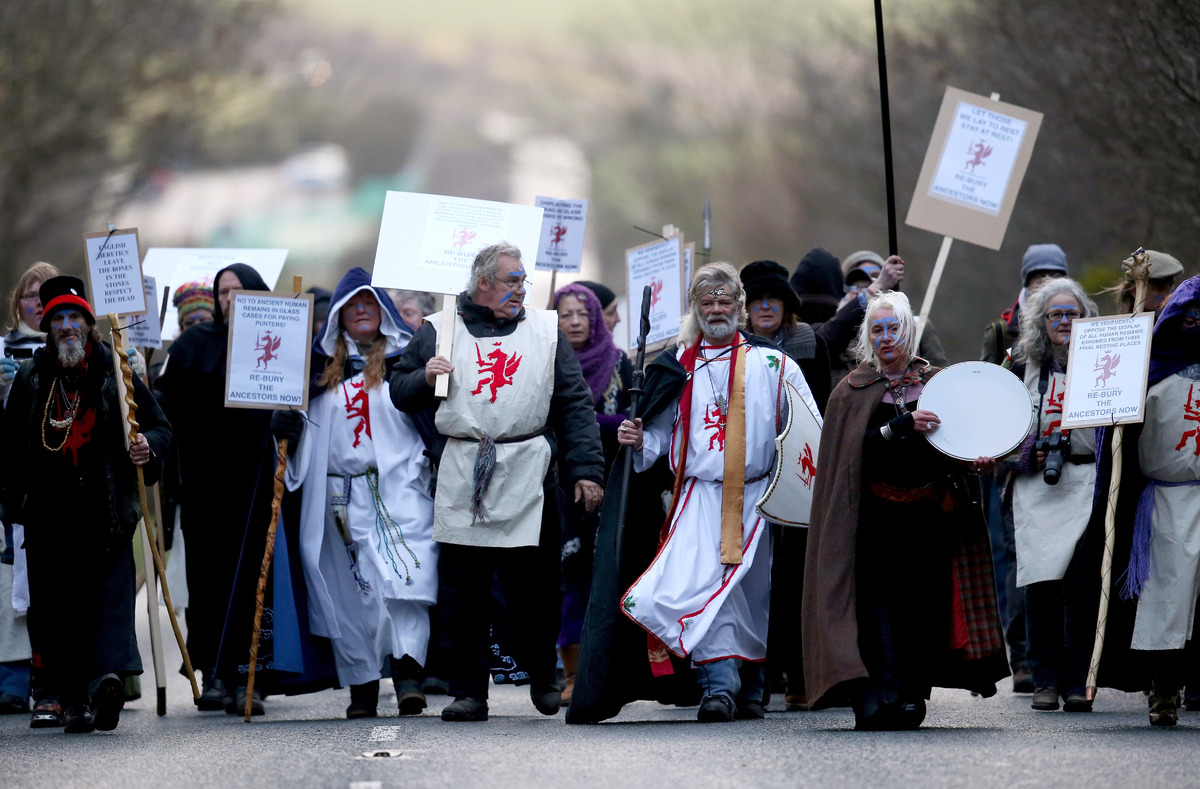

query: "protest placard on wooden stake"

left=224, top=282, right=313, bottom=411
left=85, top=227, right=146, bottom=318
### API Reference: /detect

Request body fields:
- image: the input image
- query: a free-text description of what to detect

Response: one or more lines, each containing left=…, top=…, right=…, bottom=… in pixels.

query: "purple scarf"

left=554, top=282, right=622, bottom=404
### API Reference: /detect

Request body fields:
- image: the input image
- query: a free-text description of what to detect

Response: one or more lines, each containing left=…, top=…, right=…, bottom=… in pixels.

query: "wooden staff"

left=245, top=274, right=303, bottom=720
left=109, top=314, right=202, bottom=711
left=1086, top=248, right=1150, bottom=699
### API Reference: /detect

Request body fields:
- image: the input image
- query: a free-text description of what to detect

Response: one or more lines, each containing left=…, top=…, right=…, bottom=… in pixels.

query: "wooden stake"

left=434, top=294, right=455, bottom=398
left=245, top=274, right=303, bottom=720
left=1086, top=248, right=1150, bottom=699
left=109, top=314, right=201, bottom=709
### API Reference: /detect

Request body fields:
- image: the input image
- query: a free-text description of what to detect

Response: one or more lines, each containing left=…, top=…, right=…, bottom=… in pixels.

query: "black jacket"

left=390, top=292, right=605, bottom=487
left=0, top=339, right=170, bottom=554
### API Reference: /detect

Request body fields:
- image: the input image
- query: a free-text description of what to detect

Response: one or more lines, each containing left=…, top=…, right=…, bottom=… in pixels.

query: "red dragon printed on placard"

left=650, top=278, right=664, bottom=308
left=1175, top=382, right=1200, bottom=456
left=452, top=228, right=477, bottom=249
left=965, top=139, right=992, bottom=173
left=1094, top=351, right=1121, bottom=388
left=550, top=223, right=568, bottom=248
left=703, top=403, right=726, bottom=451
left=255, top=331, right=282, bottom=370
left=796, top=443, right=816, bottom=488
left=471, top=342, right=522, bottom=403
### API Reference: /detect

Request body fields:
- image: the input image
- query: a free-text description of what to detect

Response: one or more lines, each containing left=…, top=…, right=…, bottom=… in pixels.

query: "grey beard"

left=57, top=338, right=85, bottom=367
left=702, top=315, right=738, bottom=341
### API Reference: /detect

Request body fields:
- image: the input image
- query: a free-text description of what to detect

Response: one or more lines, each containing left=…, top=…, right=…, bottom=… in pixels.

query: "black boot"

left=347, top=681, right=379, bottom=719
left=391, top=655, right=427, bottom=715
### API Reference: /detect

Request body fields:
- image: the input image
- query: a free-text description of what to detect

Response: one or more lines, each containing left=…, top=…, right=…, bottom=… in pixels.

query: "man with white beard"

left=615, top=262, right=820, bottom=722
left=0, top=276, right=170, bottom=733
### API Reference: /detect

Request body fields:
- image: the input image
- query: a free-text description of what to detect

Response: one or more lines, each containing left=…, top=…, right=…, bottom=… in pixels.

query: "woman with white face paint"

left=803, top=291, right=1007, bottom=731
left=1006, top=278, right=1100, bottom=714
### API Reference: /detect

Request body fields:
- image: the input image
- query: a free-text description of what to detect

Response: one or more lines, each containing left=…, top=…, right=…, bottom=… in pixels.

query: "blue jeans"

left=0, top=660, right=31, bottom=701
left=695, top=658, right=765, bottom=704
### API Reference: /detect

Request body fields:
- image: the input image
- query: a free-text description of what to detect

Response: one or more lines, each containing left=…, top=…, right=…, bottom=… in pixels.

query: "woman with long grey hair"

left=1008, top=277, right=1100, bottom=713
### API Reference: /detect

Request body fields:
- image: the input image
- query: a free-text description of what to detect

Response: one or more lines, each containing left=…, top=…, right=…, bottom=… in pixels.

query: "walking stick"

left=245, top=275, right=302, bottom=720
left=613, top=285, right=652, bottom=567
left=109, top=314, right=202, bottom=710
left=1086, top=248, right=1150, bottom=700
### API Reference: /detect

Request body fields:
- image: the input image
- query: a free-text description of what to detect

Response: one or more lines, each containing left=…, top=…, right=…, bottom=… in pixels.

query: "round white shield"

left=917, top=361, right=1033, bottom=461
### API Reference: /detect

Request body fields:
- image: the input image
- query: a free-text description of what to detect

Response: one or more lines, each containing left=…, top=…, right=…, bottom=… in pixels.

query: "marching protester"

left=1007, top=277, right=1099, bottom=713
left=271, top=268, right=438, bottom=719
left=0, top=276, right=171, bottom=732
left=739, top=259, right=831, bottom=710
left=803, top=290, right=1007, bottom=730
left=172, top=282, right=215, bottom=334
left=1101, top=276, right=1200, bottom=726
left=978, top=243, right=1072, bottom=694
left=609, top=262, right=820, bottom=722
left=153, top=263, right=277, bottom=714
left=1100, top=249, right=1184, bottom=318
left=391, top=242, right=605, bottom=722
left=390, top=290, right=439, bottom=332
left=552, top=281, right=631, bottom=707
left=835, top=250, right=948, bottom=378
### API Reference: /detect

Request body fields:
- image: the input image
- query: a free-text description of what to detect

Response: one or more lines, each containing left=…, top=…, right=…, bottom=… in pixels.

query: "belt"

left=867, top=480, right=945, bottom=504
left=746, top=471, right=770, bottom=485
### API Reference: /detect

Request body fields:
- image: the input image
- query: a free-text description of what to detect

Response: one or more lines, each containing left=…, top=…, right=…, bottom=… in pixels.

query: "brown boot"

left=559, top=644, right=581, bottom=708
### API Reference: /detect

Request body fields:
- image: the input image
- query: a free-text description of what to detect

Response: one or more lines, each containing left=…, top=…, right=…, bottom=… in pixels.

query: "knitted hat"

left=741, top=260, right=801, bottom=316
left=173, top=281, right=215, bottom=328
left=841, top=250, right=886, bottom=283
left=39, top=276, right=94, bottom=331
left=1020, top=244, right=1069, bottom=285
left=1124, top=249, right=1185, bottom=282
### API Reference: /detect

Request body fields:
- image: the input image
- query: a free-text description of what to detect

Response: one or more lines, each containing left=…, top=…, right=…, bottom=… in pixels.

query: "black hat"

left=39, top=276, right=95, bottom=332
left=741, top=260, right=801, bottom=316
left=575, top=280, right=616, bottom=309
left=790, top=247, right=844, bottom=300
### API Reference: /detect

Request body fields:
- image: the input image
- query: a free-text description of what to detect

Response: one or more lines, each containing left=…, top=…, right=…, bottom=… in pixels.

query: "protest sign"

left=125, top=275, right=163, bottom=350
left=626, top=235, right=683, bottom=352
left=371, top=192, right=544, bottom=294
left=85, top=228, right=146, bottom=318
left=906, top=87, right=1043, bottom=251
left=143, top=248, right=288, bottom=340
left=224, top=291, right=314, bottom=410
left=682, top=242, right=695, bottom=309
left=534, top=196, right=588, bottom=273
left=1061, top=313, right=1154, bottom=429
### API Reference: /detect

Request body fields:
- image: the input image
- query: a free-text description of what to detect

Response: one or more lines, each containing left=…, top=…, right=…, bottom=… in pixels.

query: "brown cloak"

left=801, top=361, right=1009, bottom=708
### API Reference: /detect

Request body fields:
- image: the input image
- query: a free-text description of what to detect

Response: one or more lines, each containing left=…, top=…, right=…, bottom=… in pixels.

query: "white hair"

left=466, top=241, right=523, bottom=296
left=679, top=261, right=747, bottom=347
left=855, top=290, right=916, bottom=369
left=1013, top=277, right=1098, bottom=365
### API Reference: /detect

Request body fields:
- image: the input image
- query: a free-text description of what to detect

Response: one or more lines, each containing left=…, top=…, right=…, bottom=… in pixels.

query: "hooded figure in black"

left=153, top=263, right=333, bottom=712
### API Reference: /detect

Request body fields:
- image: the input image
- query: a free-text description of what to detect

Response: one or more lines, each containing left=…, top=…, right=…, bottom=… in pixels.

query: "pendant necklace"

left=700, top=344, right=733, bottom=416
left=42, top=377, right=80, bottom=451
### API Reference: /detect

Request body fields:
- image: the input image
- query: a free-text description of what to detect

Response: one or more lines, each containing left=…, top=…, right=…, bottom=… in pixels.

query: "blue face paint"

left=1048, top=304, right=1078, bottom=331
left=499, top=290, right=513, bottom=304
left=871, top=317, right=901, bottom=355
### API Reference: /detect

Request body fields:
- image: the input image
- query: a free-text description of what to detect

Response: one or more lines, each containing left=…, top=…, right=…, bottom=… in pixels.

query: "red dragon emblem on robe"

left=471, top=342, right=522, bottom=403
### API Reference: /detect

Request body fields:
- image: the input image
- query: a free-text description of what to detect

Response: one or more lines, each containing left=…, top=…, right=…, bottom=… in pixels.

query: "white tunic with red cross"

left=622, top=338, right=818, bottom=664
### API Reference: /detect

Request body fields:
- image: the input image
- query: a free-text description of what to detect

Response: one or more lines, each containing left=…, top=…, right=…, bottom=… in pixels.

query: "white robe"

left=1131, top=370, right=1200, bottom=650
left=287, top=333, right=438, bottom=686
left=623, top=338, right=818, bottom=663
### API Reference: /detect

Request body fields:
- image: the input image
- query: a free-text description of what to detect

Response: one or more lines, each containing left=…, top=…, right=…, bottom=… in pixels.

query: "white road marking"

left=349, top=782, right=383, bottom=789
left=368, top=726, right=400, bottom=741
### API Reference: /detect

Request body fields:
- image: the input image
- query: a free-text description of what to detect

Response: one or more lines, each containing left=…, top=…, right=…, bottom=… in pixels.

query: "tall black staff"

left=613, top=285, right=653, bottom=566
left=873, top=0, right=898, bottom=256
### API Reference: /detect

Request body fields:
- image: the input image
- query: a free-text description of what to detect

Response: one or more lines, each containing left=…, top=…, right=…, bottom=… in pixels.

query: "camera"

left=1035, top=430, right=1068, bottom=485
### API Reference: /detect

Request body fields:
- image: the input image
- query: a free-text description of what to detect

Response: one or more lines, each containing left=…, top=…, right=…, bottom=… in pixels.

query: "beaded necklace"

left=41, top=376, right=80, bottom=452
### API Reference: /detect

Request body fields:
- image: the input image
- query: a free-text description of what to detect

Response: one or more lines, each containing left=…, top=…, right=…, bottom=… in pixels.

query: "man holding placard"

left=0, top=276, right=170, bottom=733
left=391, top=241, right=605, bottom=722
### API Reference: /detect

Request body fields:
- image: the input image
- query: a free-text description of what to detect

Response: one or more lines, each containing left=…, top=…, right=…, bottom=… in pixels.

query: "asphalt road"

left=3, top=592, right=1200, bottom=788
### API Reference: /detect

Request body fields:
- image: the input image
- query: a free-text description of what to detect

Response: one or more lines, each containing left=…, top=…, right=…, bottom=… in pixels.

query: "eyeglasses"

left=20, top=292, right=39, bottom=302
left=1045, top=310, right=1083, bottom=322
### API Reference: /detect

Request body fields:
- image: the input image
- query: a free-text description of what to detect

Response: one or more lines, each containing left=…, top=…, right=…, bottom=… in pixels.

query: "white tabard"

left=287, top=346, right=438, bottom=686
left=1013, top=364, right=1097, bottom=587
left=1131, top=369, right=1200, bottom=650
left=622, top=339, right=819, bottom=662
left=434, top=310, right=558, bottom=548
